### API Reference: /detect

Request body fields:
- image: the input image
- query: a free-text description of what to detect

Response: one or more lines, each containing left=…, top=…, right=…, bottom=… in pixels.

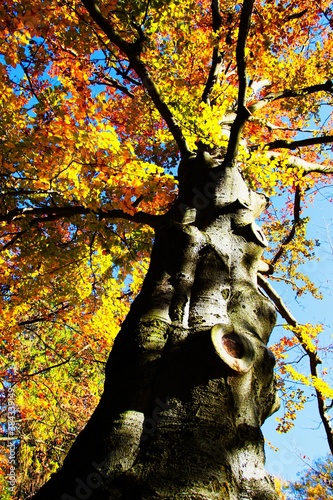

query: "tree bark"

left=31, top=156, right=280, bottom=500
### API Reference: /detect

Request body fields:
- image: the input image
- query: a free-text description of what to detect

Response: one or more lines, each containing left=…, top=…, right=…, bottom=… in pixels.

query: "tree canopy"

left=1, top=0, right=333, bottom=497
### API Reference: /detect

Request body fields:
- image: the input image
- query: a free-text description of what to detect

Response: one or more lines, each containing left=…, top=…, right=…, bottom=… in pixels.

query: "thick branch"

left=249, top=80, right=333, bottom=113
left=223, top=0, right=254, bottom=166
left=235, top=0, right=253, bottom=109
left=257, top=273, right=297, bottom=326
left=0, top=205, right=162, bottom=227
left=267, top=135, right=333, bottom=151
left=201, top=0, right=223, bottom=105
left=266, top=152, right=333, bottom=175
left=81, top=0, right=191, bottom=157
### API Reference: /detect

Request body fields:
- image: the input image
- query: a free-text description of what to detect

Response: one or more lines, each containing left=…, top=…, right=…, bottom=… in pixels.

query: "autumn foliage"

left=1, top=0, right=333, bottom=496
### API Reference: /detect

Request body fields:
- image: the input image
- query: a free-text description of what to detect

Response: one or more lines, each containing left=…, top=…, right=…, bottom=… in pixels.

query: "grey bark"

left=31, top=155, right=280, bottom=500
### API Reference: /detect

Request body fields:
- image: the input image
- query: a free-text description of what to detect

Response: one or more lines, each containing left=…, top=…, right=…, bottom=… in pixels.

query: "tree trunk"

left=31, top=156, right=280, bottom=500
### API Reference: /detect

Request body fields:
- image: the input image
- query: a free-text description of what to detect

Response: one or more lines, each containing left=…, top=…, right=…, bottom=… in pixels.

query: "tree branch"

left=257, top=273, right=297, bottom=326
left=201, top=0, right=223, bottom=105
left=0, top=205, right=163, bottom=251
left=308, top=350, right=333, bottom=454
left=258, top=274, right=333, bottom=452
left=267, top=135, right=333, bottom=151
left=223, top=0, right=254, bottom=166
left=271, top=185, right=301, bottom=266
left=81, top=0, right=191, bottom=158
left=249, top=80, right=333, bottom=113
left=89, top=76, right=135, bottom=98
left=266, top=152, right=333, bottom=175
left=0, top=205, right=163, bottom=227
left=18, top=303, right=70, bottom=327
left=22, top=345, right=91, bottom=379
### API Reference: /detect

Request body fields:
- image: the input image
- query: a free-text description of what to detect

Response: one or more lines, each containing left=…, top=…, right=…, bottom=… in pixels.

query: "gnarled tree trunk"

left=32, top=155, right=280, bottom=500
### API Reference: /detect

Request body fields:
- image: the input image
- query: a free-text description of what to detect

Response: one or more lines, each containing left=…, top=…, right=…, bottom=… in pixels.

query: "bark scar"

left=211, top=323, right=255, bottom=374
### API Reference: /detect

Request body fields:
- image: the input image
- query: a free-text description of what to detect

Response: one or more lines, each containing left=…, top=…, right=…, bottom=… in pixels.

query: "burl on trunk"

left=32, top=155, right=280, bottom=500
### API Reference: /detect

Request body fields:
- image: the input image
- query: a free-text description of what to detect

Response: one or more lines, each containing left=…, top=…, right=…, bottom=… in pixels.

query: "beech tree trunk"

left=31, top=155, right=280, bottom=500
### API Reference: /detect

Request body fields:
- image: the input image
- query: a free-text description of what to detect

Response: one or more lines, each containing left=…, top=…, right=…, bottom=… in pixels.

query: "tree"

left=284, top=455, right=333, bottom=500
left=1, top=0, right=333, bottom=498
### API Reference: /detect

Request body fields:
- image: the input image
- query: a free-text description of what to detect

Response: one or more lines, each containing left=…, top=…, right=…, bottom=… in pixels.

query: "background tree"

left=284, top=455, right=333, bottom=500
left=1, top=0, right=333, bottom=498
